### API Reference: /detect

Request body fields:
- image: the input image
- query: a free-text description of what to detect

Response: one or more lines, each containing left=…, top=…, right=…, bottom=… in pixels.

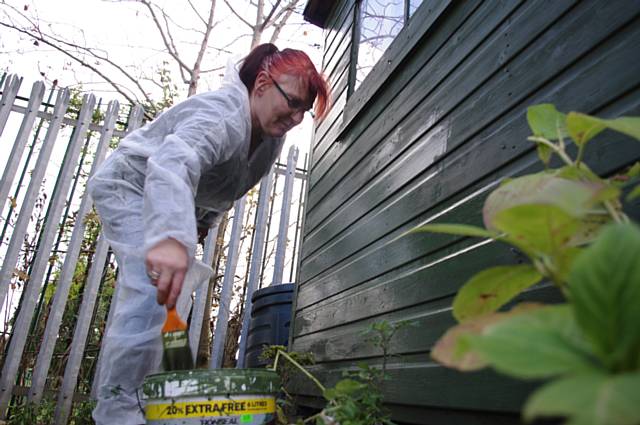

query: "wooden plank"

left=313, top=51, right=349, bottom=146
left=302, top=1, right=640, bottom=260
left=292, top=284, right=562, bottom=361
left=311, top=65, right=349, bottom=159
left=306, top=0, right=517, bottom=209
left=323, top=21, right=352, bottom=80
left=322, top=0, right=355, bottom=67
left=310, top=89, right=346, bottom=166
left=296, top=77, right=640, bottom=308
left=301, top=11, right=640, bottom=281
left=385, top=403, right=522, bottom=425
left=306, top=0, right=562, bottom=219
left=342, top=0, right=455, bottom=129
left=288, top=353, right=538, bottom=413
left=289, top=395, right=524, bottom=425
left=327, top=45, right=351, bottom=97
left=294, top=240, right=512, bottom=336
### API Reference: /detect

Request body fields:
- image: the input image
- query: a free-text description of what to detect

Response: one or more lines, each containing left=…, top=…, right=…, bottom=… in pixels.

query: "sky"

left=0, top=0, right=326, bottom=326
left=1, top=0, right=325, bottom=159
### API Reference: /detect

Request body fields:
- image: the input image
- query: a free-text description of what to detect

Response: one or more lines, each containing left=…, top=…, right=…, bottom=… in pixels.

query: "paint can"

left=142, top=369, right=280, bottom=425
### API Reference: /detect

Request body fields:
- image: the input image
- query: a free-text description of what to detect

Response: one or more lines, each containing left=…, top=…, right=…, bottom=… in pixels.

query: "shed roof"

left=303, top=0, right=338, bottom=28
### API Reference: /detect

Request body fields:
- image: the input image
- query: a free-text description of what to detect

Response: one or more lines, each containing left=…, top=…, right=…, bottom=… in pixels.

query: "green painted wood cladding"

left=296, top=1, right=640, bottom=423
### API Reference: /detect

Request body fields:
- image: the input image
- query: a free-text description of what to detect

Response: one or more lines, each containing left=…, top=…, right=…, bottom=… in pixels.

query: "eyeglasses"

left=270, top=75, right=315, bottom=118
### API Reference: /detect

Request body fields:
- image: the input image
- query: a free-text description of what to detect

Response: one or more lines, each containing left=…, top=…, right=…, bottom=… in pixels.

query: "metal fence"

left=0, top=73, right=307, bottom=422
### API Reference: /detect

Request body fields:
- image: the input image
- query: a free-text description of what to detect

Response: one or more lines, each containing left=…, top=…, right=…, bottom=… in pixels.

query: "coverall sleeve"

left=142, top=96, right=245, bottom=260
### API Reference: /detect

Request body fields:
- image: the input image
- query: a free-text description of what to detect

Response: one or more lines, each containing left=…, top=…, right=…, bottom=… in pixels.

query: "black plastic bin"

left=243, top=283, right=295, bottom=368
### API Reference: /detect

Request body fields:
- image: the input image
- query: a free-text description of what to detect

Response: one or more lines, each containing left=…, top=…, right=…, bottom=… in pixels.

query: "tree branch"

left=262, top=0, right=282, bottom=28
left=189, top=0, right=217, bottom=96
left=137, top=0, right=192, bottom=75
left=187, top=0, right=208, bottom=26
left=269, top=4, right=295, bottom=43
left=223, top=0, right=254, bottom=29
left=0, top=20, right=147, bottom=109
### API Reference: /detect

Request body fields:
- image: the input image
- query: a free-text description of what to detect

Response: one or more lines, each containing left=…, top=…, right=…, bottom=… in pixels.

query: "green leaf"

left=484, top=174, right=608, bottom=229
left=334, top=379, right=366, bottom=395
left=323, top=388, right=338, bottom=400
left=627, top=162, right=640, bottom=178
left=431, top=303, right=542, bottom=371
left=627, top=184, right=640, bottom=201
left=524, top=372, right=640, bottom=425
left=453, top=265, right=543, bottom=322
left=567, top=112, right=607, bottom=146
left=567, top=113, right=640, bottom=146
left=536, top=142, right=553, bottom=166
left=492, top=204, right=581, bottom=257
left=410, top=223, right=498, bottom=239
left=469, top=304, right=598, bottom=379
left=554, top=164, right=602, bottom=182
left=603, top=116, right=640, bottom=141
left=527, top=104, right=568, bottom=140
left=569, top=223, right=640, bottom=371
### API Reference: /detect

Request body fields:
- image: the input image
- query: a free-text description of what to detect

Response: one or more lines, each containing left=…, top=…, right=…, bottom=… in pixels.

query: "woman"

left=88, top=43, right=329, bottom=425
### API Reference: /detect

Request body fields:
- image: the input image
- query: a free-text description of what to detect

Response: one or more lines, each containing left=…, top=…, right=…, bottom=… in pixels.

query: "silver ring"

left=147, top=269, right=160, bottom=280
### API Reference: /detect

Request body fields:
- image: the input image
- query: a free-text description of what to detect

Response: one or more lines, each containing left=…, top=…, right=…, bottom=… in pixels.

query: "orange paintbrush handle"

left=162, top=307, right=187, bottom=333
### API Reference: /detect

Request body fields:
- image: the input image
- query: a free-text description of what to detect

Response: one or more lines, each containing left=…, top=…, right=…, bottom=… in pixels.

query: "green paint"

left=162, top=330, right=194, bottom=371
left=142, top=369, right=280, bottom=400
left=142, top=370, right=279, bottom=424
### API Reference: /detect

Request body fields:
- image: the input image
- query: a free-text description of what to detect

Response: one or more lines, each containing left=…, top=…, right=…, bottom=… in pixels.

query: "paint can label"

left=145, top=394, right=276, bottom=425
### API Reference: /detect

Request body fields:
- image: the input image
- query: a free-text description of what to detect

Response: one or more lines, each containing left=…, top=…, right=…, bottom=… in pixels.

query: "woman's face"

left=251, top=72, right=313, bottom=138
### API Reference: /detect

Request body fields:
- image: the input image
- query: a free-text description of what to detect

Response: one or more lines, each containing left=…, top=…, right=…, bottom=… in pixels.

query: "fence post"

left=90, top=103, right=146, bottom=398
left=189, top=225, right=219, bottom=361
left=0, top=91, right=91, bottom=417
left=0, top=81, right=46, bottom=218
left=54, top=234, right=109, bottom=424
left=0, top=88, right=70, bottom=313
left=236, top=170, right=274, bottom=368
left=0, top=74, right=22, bottom=138
left=210, top=197, right=246, bottom=369
left=29, top=100, right=120, bottom=403
left=272, top=146, right=298, bottom=286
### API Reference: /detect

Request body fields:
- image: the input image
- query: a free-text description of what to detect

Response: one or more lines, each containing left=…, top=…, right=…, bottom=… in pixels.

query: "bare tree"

left=0, top=0, right=305, bottom=117
left=223, top=0, right=303, bottom=49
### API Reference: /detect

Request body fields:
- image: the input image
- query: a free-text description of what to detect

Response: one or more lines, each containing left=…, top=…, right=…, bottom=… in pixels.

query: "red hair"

left=240, top=43, right=331, bottom=120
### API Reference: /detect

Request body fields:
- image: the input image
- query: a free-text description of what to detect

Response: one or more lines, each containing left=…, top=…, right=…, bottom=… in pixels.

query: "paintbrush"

left=162, top=306, right=194, bottom=371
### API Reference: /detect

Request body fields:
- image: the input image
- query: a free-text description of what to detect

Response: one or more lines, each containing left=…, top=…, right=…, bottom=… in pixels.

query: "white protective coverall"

left=88, top=61, right=284, bottom=424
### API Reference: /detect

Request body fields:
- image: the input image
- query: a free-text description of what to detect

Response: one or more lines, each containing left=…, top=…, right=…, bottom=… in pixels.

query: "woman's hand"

left=145, top=238, right=188, bottom=309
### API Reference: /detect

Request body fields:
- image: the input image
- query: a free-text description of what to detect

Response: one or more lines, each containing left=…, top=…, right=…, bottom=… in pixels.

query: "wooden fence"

left=0, top=73, right=307, bottom=422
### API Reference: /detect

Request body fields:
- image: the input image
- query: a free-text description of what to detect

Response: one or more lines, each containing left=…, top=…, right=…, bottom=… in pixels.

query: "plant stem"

left=575, top=144, right=585, bottom=167
left=604, top=200, right=628, bottom=223
left=272, top=349, right=326, bottom=393
left=527, top=136, right=573, bottom=165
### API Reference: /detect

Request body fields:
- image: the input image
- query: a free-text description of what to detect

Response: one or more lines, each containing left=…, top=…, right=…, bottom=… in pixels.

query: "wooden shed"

left=291, top=0, right=640, bottom=423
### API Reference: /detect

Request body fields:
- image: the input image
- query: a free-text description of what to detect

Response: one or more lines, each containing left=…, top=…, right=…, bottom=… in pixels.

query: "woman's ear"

left=253, top=71, right=271, bottom=96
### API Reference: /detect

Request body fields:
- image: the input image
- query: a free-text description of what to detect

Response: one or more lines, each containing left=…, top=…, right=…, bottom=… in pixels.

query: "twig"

left=272, top=349, right=326, bottom=393
left=527, top=136, right=573, bottom=165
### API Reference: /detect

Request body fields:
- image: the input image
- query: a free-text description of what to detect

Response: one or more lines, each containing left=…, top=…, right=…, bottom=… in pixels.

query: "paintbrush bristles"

left=162, top=307, right=194, bottom=371
left=163, top=307, right=187, bottom=332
